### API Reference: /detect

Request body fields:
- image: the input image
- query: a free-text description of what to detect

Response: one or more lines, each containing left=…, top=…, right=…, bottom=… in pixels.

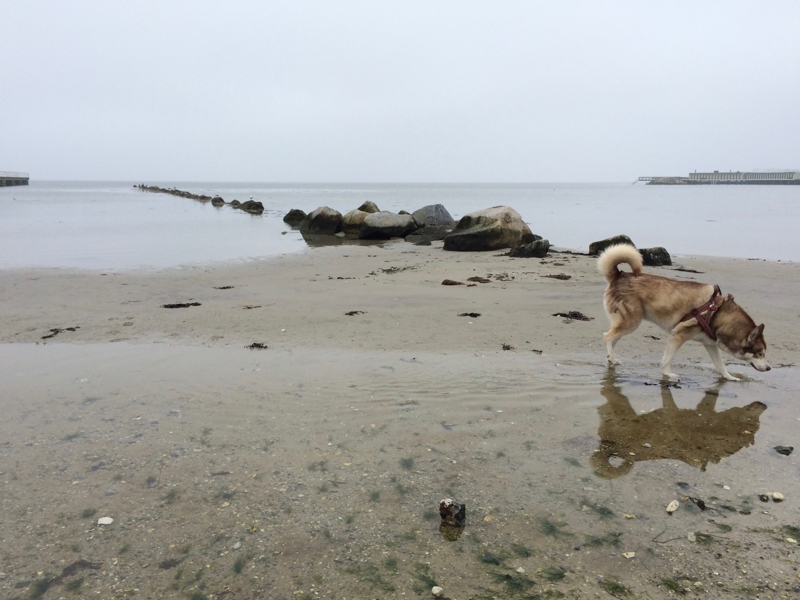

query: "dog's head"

left=740, top=323, right=770, bottom=371
left=717, top=295, right=770, bottom=372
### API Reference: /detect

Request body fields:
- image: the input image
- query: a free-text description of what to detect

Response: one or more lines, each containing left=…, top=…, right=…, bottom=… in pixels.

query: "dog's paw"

left=663, top=372, right=680, bottom=380
left=607, top=357, right=622, bottom=366
left=723, top=374, right=741, bottom=382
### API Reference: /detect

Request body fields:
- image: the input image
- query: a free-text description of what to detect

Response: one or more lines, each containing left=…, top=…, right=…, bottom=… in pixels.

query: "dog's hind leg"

left=603, top=311, right=640, bottom=366
left=704, top=344, right=740, bottom=381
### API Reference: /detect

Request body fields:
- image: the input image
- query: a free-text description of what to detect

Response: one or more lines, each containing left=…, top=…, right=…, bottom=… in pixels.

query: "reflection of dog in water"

left=593, top=376, right=766, bottom=478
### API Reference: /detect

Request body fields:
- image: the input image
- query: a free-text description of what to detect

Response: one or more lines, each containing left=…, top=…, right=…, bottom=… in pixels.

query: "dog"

left=599, top=244, right=770, bottom=380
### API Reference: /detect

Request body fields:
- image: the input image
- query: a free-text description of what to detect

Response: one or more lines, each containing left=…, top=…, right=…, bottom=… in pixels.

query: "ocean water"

left=0, top=181, right=798, bottom=270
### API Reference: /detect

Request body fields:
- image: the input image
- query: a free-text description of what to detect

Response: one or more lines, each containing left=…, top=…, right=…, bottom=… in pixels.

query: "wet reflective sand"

left=2, top=343, right=798, bottom=599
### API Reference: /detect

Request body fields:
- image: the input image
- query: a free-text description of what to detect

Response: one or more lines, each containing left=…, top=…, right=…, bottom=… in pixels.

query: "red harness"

left=679, top=284, right=723, bottom=341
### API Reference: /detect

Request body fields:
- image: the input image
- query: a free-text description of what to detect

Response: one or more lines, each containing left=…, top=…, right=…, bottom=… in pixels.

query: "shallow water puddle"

left=1, top=343, right=798, bottom=598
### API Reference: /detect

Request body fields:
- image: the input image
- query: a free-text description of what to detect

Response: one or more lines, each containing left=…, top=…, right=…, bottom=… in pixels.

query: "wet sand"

left=1, top=240, right=800, bottom=599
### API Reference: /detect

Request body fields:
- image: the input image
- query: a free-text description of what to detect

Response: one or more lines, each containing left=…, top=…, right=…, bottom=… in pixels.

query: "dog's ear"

left=725, top=293, right=734, bottom=302
left=747, top=324, right=765, bottom=345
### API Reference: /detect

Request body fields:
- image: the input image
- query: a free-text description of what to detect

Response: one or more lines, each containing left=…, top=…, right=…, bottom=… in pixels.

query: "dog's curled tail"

left=598, top=244, right=642, bottom=282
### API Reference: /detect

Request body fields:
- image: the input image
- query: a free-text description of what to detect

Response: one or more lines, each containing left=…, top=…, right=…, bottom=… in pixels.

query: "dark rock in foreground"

left=237, top=200, right=264, bottom=215
left=211, top=196, right=225, bottom=207
left=360, top=211, right=418, bottom=240
left=405, top=225, right=453, bottom=245
left=230, top=200, right=241, bottom=207
left=508, top=238, right=550, bottom=258
left=283, top=208, right=307, bottom=226
left=299, top=206, right=343, bottom=235
left=412, top=204, right=455, bottom=230
left=639, top=246, right=672, bottom=266
left=444, top=206, right=534, bottom=252
left=589, top=235, right=635, bottom=256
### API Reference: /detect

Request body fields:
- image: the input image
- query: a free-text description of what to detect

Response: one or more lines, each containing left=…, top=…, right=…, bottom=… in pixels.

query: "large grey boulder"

left=358, top=201, right=380, bottom=214
left=299, top=206, right=342, bottom=235
left=589, top=235, right=635, bottom=256
left=443, top=206, right=535, bottom=252
left=508, top=238, right=549, bottom=258
left=360, top=211, right=418, bottom=240
left=340, top=209, right=370, bottom=236
left=412, top=204, right=455, bottom=229
left=283, top=208, right=307, bottom=226
left=639, top=247, right=672, bottom=266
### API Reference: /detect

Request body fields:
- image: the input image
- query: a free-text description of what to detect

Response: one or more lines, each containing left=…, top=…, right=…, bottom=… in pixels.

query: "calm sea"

left=0, top=181, right=797, bottom=269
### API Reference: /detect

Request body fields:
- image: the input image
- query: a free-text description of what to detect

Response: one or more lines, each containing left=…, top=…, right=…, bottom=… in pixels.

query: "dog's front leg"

left=704, top=344, right=740, bottom=381
left=661, top=333, right=690, bottom=379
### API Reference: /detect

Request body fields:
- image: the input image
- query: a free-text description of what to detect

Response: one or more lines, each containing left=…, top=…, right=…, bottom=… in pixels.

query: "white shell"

left=773, top=492, right=785, bottom=502
left=97, top=517, right=114, bottom=526
left=623, top=552, right=635, bottom=559
left=431, top=586, right=444, bottom=598
left=666, top=500, right=679, bottom=513
left=516, top=567, right=525, bottom=574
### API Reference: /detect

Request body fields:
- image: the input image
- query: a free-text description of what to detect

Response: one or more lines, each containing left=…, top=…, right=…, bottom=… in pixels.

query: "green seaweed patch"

left=63, top=432, right=83, bottom=442
left=369, top=491, right=381, bottom=502
left=783, top=525, right=800, bottom=539
left=584, top=532, right=622, bottom=547
left=541, top=566, right=566, bottom=582
left=563, top=457, right=581, bottom=467
left=423, top=509, right=438, bottom=521
left=163, top=488, right=180, bottom=504
left=511, top=543, right=532, bottom=557
left=384, top=556, right=398, bottom=571
left=412, top=563, right=437, bottom=594
left=580, top=498, right=615, bottom=519
left=479, top=551, right=505, bottom=566
left=80, top=507, right=98, bottom=519
left=695, top=532, right=715, bottom=545
left=344, top=563, right=396, bottom=593
left=308, top=460, right=328, bottom=472
left=345, top=514, right=356, bottom=525
left=233, top=554, right=247, bottom=574
left=537, top=517, right=573, bottom=538
left=399, top=457, right=415, bottom=470
left=29, top=573, right=53, bottom=599
left=490, top=571, right=537, bottom=595
left=600, top=579, right=631, bottom=597
left=660, top=578, right=684, bottom=593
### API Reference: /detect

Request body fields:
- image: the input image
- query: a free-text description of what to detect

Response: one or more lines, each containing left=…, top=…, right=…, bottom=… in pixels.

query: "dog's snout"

left=765, top=365, right=771, bottom=371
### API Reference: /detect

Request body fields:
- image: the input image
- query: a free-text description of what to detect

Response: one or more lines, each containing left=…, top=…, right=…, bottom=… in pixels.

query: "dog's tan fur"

left=599, top=244, right=770, bottom=380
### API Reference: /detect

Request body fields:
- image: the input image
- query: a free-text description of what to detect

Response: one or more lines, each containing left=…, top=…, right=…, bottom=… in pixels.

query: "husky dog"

left=599, top=244, right=770, bottom=381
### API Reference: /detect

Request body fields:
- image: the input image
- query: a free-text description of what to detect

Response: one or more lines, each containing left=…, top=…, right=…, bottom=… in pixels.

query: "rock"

left=412, top=204, right=455, bottom=229
left=589, top=235, right=635, bottom=256
left=623, top=552, right=636, bottom=559
left=360, top=211, right=418, bottom=239
left=232, top=541, right=242, bottom=550
left=211, top=196, right=225, bottom=207
left=237, top=200, right=264, bottom=215
left=283, top=208, right=307, bottom=226
left=774, top=445, right=794, bottom=456
left=340, top=209, right=370, bottom=236
left=431, top=586, right=444, bottom=598
left=508, top=238, right=549, bottom=258
left=639, top=247, right=672, bottom=266
left=441, top=279, right=464, bottom=286
left=97, top=517, right=114, bottom=526
left=299, top=206, right=343, bottom=235
left=666, top=500, right=679, bottom=514
left=399, top=210, right=410, bottom=215
left=516, top=567, right=526, bottom=574
left=444, top=206, right=535, bottom=252
left=687, top=532, right=696, bottom=542
left=772, top=492, right=785, bottom=502
left=439, top=498, right=466, bottom=527
left=357, top=201, right=380, bottom=214
left=759, top=494, right=770, bottom=502
left=230, top=199, right=241, bottom=207
left=405, top=225, right=453, bottom=244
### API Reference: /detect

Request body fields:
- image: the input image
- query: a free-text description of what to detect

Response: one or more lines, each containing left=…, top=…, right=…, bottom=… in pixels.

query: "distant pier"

left=639, top=170, right=800, bottom=185
left=0, top=171, right=29, bottom=186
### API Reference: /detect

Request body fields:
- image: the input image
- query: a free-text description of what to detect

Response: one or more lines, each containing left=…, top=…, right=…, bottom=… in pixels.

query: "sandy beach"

left=2, top=240, right=800, bottom=599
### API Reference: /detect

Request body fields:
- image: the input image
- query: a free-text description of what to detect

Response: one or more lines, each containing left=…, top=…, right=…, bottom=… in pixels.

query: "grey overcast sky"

left=2, top=1, right=799, bottom=182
